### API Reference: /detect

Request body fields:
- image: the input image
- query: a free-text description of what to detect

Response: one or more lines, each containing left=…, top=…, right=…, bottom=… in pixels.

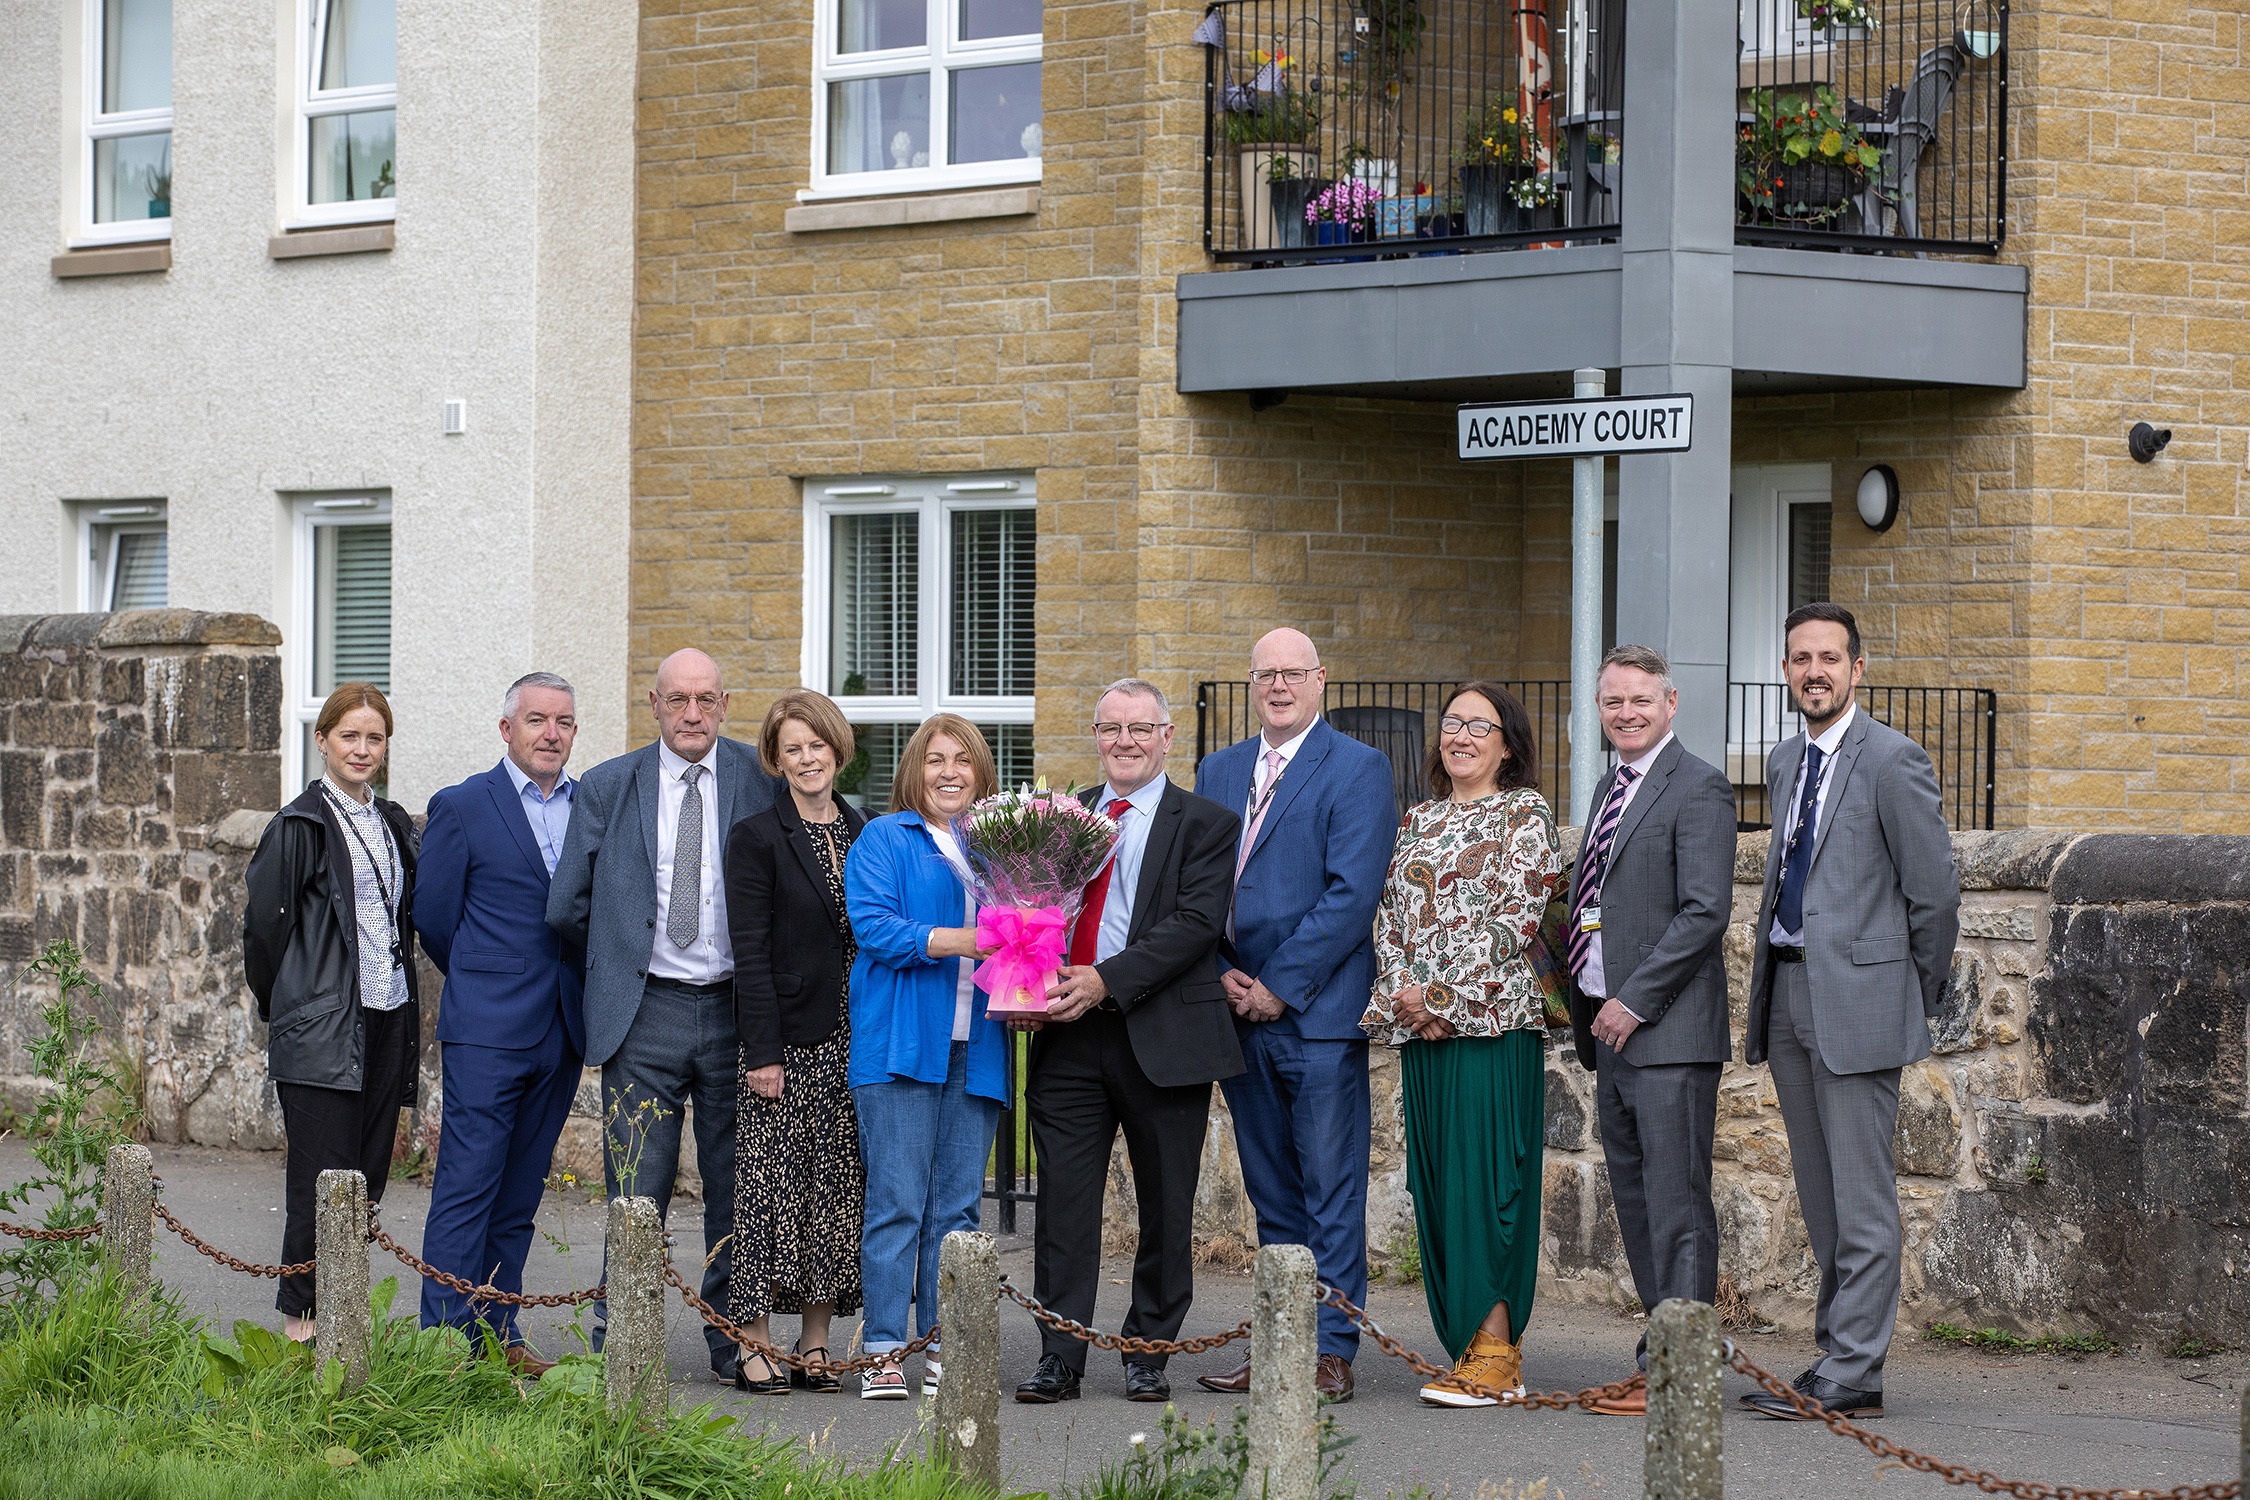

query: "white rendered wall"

left=0, top=0, right=635, bottom=809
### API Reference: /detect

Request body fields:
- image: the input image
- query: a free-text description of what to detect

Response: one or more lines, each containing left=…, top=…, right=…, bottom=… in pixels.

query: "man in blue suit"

left=415, top=671, right=587, bottom=1373
left=1193, top=628, right=1398, bottom=1402
left=547, top=647, right=780, bottom=1380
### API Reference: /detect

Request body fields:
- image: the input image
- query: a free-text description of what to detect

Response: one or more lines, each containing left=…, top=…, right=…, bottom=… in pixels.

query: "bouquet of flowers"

left=950, top=781, right=1123, bottom=1016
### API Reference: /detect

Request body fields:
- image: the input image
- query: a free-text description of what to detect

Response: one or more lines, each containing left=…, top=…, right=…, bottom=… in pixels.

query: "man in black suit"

left=1565, top=645, right=1738, bottom=1415
left=1012, top=677, right=1245, bottom=1405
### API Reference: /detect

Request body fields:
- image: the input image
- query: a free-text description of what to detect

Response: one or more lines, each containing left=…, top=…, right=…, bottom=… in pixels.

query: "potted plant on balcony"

left=1304, top=177, right=1380, bottom=261
left=1267, top=153, right=1330, bottom=250
left=1225, top=50, right=1320, bottom=251
left=1737, top=84, right=1885, bottom=226
left=1455, top=92, right=1537, bottom=237
left=1795, top=0, right=1877, bottom=35
left=1505, top=173, right=1561, bottom=234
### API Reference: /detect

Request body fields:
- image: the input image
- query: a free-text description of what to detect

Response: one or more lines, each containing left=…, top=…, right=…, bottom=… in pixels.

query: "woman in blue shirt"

left=844, top=712, right=1005, bottom=1399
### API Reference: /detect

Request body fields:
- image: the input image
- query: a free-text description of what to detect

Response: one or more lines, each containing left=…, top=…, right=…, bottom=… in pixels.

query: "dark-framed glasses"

left=659, top=692, right=724, bottom=714
left=1440, top=715, right=1501, bottom=739
left=1093, top=721, right=1167, bottom=743
left=1249, top=668, right=1315, bottom=687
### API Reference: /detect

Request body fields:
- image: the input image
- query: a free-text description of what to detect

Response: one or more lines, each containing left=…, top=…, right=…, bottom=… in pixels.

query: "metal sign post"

left=1568, top=369, right=1606, bottom=828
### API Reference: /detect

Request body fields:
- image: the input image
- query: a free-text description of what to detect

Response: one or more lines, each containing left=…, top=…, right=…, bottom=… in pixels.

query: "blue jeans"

left=851, top=1042, right=1001, bottom=1355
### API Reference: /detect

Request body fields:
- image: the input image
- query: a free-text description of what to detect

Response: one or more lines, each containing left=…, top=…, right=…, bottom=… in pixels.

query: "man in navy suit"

left=1192, top=628, right=1398, bottom=1402
left=415, top=671, right=587, bottom=1373
left=547, top=647, right=780, bottom=1380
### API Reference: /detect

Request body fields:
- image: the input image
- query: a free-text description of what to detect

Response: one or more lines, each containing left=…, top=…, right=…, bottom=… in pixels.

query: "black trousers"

left=1026, top=1008, right=1210, bottom=1374
left=275, top=1003, right=418, bottom=1315
left=1594, top=1047, right=1721, bottom=1366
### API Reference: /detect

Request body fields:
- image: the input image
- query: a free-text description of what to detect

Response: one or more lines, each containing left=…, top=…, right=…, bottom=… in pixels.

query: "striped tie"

left=1566, top=765, right=1640, bottom=978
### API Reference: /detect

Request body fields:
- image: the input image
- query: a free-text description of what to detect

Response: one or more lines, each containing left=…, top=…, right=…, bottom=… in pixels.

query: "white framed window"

left=288, top=494, right=393, bottom=792
left=73, top=500, right=169, bottom=610
left=76, top=0, right=173, bottom=246
left=806, top=0, right=1042, bottom=200
left=804, top=474, right=1036, bottom=808
left=1727, top=462, right=1834, bottom=778
left=290, top=0, right=396, bottom=227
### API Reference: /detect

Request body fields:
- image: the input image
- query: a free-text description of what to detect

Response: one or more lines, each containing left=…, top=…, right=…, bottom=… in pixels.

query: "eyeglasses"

left=1440, top=715, right=1502, bottom=739
left=1093, top=722, right=1168, bottom=743
left=658, top=693, right=724, bottom=715
left=1249, top=668, right=1316, bottom=687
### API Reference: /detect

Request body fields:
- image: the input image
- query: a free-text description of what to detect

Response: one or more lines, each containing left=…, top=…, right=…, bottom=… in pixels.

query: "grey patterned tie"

left=667, top=764, right=704, bottom=949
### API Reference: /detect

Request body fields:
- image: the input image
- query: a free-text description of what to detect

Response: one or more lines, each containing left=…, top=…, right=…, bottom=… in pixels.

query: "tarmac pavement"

left=8, top=1138, right=2242, bottom=1499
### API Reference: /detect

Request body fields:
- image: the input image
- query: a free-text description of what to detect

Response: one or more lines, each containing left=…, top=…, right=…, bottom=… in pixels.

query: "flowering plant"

left=1305, top=178, right=1380, bottom=229
left=1796, top=0, right=1878, bottom=31
left=950, top=781, right=1121, bottom=1015
left=1223, top=50, right=1320, bottom=145
left=1456, top=93, right=1535, bottom=169
left=1736, top=85, right=1885, bottom=222
left=1509, top=174, right=1560, bottom=208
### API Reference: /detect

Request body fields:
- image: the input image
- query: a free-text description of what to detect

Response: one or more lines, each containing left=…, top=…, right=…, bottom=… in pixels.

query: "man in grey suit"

left=547, top=647, right=779, bottom=1379
left=1739, top=603, right=1961, bottom=1420
left=1564, top=645, right=1738, bottom=1416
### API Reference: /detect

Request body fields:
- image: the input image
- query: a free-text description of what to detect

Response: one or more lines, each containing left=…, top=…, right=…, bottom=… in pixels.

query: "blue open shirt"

left=843, top=810, right=1008, bottom=1104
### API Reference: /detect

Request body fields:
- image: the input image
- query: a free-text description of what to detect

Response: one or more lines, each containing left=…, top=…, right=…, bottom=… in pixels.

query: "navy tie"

left=1774, top=743, right=1826, bottom=935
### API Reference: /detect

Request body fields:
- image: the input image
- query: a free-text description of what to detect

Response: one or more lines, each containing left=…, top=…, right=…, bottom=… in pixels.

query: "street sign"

left=1456, top=392, right=1695, bottom=461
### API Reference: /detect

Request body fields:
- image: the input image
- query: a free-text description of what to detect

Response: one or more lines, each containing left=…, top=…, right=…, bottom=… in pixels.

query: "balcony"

left=1181, top=0, right=2026, bottom=399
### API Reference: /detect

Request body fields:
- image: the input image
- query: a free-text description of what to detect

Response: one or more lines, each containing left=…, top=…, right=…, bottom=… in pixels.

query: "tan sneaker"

left=1419, top=1329, right=1525, bottom=1408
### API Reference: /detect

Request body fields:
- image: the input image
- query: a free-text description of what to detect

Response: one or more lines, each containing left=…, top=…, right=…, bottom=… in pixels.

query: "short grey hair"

left=1096, top=677, right=1171, bottom=723
left=502, top=671, right=576, bottom=719
left=1598, top=645, right=1674, bottom=694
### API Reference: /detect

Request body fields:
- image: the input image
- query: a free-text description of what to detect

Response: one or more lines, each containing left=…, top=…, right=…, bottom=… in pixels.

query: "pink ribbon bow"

left=972, top=904, right=1068, bottom=1014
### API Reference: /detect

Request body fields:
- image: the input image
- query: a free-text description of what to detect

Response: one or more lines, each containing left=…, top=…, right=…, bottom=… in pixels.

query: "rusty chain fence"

left=5, top=1144, right=2239, bottom=1500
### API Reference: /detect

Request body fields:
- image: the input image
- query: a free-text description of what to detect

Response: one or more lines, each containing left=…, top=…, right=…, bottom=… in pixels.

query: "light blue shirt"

left=1093, top=775, right=1170, bottom=964
left=501, top=756, right=574, bottom=875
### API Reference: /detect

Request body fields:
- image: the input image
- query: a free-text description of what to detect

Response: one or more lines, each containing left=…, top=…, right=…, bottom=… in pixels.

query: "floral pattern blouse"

left=1363, top=786, right=1564, bottom=1044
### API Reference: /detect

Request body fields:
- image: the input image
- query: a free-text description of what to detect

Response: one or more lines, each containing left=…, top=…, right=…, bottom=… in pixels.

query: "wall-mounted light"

left=1855, top=464, right=1900, bottom=532
left=2127, top=422, right=2172, bottom=464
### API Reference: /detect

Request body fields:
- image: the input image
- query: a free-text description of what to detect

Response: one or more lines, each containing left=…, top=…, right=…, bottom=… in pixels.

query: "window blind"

left=950, top=507, right=1033, bottom=697
left=107, top=530, right=167, bottom=610
left=832, top=512, right=918, bottom=696
left=316, top=522, right=392, bottom=693
left=974, top=721, right=1034, bottom=791
left=1788, top=503, right=1831, bottom=612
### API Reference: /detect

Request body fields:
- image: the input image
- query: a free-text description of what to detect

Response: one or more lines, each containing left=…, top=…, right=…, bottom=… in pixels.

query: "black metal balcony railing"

left=1730, top=682, right=1996, bottom=831
left=1199, top=0, right=2007, bottom=264
left=1735, top=0, right=2008, bottom=254
left=1198, top=0, right=1625, bottom=265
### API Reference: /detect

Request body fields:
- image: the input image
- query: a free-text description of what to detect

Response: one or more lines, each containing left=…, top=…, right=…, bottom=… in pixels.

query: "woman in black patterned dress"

left=724, top=691, right=869, bottom=1393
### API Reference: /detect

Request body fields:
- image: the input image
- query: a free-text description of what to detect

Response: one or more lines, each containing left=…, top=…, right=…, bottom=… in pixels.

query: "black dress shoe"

left=1739, top=1366, right=1816, bottom=1407
left=1742, top=1374, right=1883, bottom=1420
left=1015, top=1353, right=1082, bottom=1404
left=1125, top=1363, right=1170, bottom=1402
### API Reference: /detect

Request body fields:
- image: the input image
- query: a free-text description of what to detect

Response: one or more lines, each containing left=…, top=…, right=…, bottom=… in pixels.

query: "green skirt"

left=1402, top=1029, right=1546, bottom=1359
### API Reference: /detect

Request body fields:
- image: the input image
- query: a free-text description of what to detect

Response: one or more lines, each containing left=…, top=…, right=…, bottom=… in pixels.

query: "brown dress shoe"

left=502, top=1343, right=555, bottom=1379
left=1588, top=1384, right=1647, bottom=1415
left=1315, top=1353, right=1355, bottom=1403
left=1196, top=1357, right=1252, bottom=1394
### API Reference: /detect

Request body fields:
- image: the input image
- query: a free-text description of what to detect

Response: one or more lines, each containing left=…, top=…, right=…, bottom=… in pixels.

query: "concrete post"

left=603, top=1196, right=668, bottom=1423
left=314, top=1168, right=372, bottom=1390
left=1570, top=365, right=1609, bottom=827
left=1248, top=1244, right=1319, bottom=1500
left=2240, top=1382, right=2247, bottom=1494
left=100, top=1142, right=155, bottom=1322
left=1644, top=1298, right=1723, bottom=1500
left=935, top=1231, right=1000, bottom=1491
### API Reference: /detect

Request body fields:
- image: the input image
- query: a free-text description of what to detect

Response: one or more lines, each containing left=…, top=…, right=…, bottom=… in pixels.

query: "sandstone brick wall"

left=0, top=611, right=286, bottom=1148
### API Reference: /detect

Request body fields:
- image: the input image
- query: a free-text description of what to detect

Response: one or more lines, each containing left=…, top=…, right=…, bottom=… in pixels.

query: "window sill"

left=784, top=184, right=1038, bottom=234
left=269, top=223, right=396, bottom=259
left=52, top=243, right=171, bottom=278
left=1739, top=50, right=1833, bottom=87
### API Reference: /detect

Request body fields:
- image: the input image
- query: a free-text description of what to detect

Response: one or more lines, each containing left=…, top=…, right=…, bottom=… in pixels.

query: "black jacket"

left=243, top=781, right=421, bottom=1099
left=727, top=796, right=869, bottom=1068
left=1044, top=780, right=1246, bottom=1090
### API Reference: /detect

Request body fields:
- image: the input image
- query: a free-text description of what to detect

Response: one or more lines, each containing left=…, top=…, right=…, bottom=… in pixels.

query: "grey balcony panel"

left=1175, top=247, right=1624, bottom=397
left=1732, top=247, right=2028, bottom=391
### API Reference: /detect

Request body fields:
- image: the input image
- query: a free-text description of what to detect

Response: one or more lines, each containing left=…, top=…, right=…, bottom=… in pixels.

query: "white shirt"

left=649, top=739, right=731, bottom=984
left=924, top=821, right=979, bottom=1041
left=1250, top=716, right=1319, bottom=812
left=1093, top=775, right=1170, bottom=965
left=321, top=776, right=410, bottom=1013
left=1581, top=732, right=1674, bottom=1010
left=1767, top=704, right=1857, bottom=947
left=500, top=756, right=574, bottom=875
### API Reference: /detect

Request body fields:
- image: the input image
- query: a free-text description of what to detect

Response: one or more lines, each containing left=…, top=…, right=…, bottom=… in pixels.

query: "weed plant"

left=1920, top=1321, right=2119, bottom=1357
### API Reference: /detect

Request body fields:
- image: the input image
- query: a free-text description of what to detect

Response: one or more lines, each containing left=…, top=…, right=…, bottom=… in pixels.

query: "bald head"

left=1248, top=628, right=1325, bottom=744
left=650, top=648, right=728, bottom=759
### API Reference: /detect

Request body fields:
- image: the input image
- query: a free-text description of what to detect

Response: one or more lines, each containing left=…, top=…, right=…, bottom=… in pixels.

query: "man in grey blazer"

left=547, top=647, right=779, bottom=1379
left=1740, top=603, right=1961, bottom=1420
left=1564, top=645, right=1738, bottom=1416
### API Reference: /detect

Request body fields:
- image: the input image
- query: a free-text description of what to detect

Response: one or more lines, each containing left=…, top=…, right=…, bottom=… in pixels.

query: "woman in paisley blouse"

left=1366, top=680, right=1562, bottom=1409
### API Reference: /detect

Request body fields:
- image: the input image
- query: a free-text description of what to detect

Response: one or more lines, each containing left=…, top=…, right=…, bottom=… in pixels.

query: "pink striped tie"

left=1227, top=749, right=1284, bottom=941
left=1566, top=765, right=1639, bottom=978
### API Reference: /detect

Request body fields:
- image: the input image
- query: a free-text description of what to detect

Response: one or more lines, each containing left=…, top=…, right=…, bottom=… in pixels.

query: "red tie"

left=1069, top=798, right=1136, bottom=967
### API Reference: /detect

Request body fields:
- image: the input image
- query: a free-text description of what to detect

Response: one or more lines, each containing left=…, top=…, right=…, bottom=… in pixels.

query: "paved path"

left=10, top=1139, right=2242, bottom=1498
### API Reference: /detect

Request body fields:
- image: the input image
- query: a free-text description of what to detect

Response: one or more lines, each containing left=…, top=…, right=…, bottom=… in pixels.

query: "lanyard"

left=1245, top=755, right=1288, bottom=827
left=1782, top=740, right=1839, bottom=863
left=323, top=784, right=400, bottom=948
